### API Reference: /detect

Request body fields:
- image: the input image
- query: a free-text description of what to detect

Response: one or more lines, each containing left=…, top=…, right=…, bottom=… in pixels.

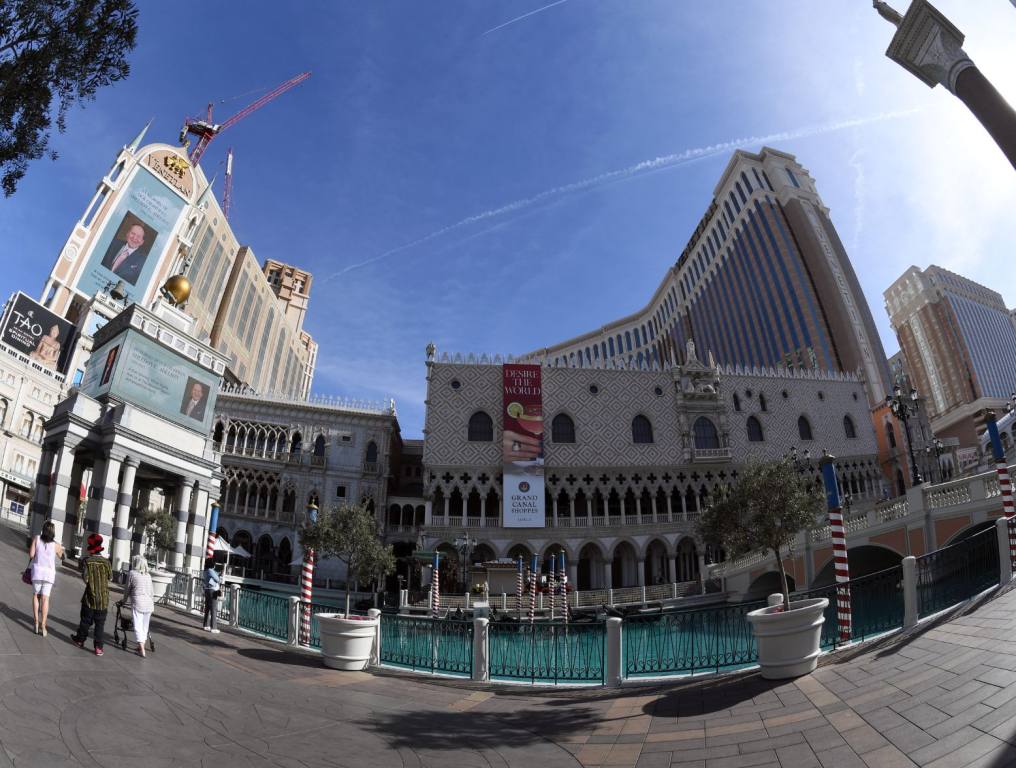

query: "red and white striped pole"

left=985, top=412, right=1016, bottom=566
left=431, top=552, right=440, bottom=618
left=549, top=552, right=557, bottom=620
left=516, top=556, right=524, bottom=620
left=559, top=551, right=570, bottom=622
left=300, top=503, right=318, bottom=645
left=820, top=452, right=851, bottom=643
left=528, top=553, right=538, bottom=624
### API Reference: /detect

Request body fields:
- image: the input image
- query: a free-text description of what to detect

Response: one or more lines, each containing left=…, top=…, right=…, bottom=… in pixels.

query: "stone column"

left=697, top=552, right=707, bottom=593
left=47, top=441, right=80, bottom=545
left=680, top=492, right=687, bottom=521
left=551, top=497, right=558, bottom=527
left=85, top=453, right=123, bottom=558
left=569, top=497, right=575, bottom=526
left=568, top=561, right=577, bottom=587
left=669, top=555, right=677, bottom=583
left=27, top=445, right=56, bottom=535
left=636, top=559, right=646, bottom=587
left=62, top=462, right=86, bottom=548
left=585, top=497, right=592, bottom=526
left=480, top=494, right=487, bottom=527
left=110, top=457, right=139, bottom=572
left=667, top=493, right=674, bottom=523
left=603, top=561, right=613, bottom=590
left=186, top=485, right=210, bottom=573
left=651, top=495, right=658, bottom=523
left=443, top=495, right=449, bottom=525
left=132, top=487, right=152, bottom=556
left=635, top=496, right=642, bottom=524
left=171, top=478, right=195, bottom=571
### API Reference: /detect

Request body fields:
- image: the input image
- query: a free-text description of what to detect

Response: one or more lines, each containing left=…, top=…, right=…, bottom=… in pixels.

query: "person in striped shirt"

left=71, top=533, right=112, bottom=656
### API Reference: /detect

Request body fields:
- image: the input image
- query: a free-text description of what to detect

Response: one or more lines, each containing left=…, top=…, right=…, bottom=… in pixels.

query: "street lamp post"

left=453, top=532, right=476, bottom=594
left=886, top=385, right=924, bottom=486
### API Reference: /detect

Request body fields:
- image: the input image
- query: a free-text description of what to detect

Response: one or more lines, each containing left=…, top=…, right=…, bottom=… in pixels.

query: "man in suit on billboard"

left=100, top=223, right=150, bottom=286
left=180, top=379, right=208, bottom=421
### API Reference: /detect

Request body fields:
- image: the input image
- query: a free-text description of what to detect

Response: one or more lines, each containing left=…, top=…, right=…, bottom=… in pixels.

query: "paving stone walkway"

left=4, top=524, right=1016, bottom=767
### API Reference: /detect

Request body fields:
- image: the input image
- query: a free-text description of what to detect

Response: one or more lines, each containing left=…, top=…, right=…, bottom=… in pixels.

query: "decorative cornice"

left=885, top=0, right=974, bottom=95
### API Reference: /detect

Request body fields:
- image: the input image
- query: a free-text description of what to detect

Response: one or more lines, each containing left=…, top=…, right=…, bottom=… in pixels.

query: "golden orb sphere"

left=162, top=274, right=191, bottom=305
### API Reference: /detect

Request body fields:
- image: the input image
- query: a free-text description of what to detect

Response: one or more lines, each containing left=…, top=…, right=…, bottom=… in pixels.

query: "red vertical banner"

left=502, top=364, right=545, bottom=528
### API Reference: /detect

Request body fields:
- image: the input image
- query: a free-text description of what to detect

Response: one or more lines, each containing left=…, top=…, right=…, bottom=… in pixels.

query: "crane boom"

left=181, top=71, right=311, bottom=165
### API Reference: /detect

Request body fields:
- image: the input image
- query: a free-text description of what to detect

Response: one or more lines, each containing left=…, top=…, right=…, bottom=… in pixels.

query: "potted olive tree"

left=142, top=507, right=178, bottom=598
left=697, top=458, right=827, bottom=679
left=300, top=502, right=395, bottom=670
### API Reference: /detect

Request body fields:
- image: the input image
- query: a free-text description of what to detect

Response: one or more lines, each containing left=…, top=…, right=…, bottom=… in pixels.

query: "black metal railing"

left=917, top=527, right=999, bottom=618
left=794, top=565, right=904, bottom=649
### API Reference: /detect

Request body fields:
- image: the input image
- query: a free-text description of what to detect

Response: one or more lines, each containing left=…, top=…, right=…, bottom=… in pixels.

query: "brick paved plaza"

left=4, top=524, right=1016, bottom=767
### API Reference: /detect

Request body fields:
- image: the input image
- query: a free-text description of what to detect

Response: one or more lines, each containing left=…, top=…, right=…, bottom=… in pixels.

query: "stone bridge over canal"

left=719, top=463, right=1014, bottom=600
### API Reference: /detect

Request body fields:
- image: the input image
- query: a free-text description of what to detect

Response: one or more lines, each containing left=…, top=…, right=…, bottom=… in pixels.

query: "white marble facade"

left=211, top=390, right=399, bottom=581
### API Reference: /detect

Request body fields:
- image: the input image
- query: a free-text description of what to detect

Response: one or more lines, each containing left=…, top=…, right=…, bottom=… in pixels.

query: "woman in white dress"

left=123, top=555, right=155, bottom=657
left=28, top=520, right=64, bottom=636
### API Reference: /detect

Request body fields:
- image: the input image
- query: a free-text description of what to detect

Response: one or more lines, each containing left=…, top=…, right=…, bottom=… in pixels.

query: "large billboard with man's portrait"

left=0, top=292, right=77, bottom=373
left=502, top=363, right=545, bottom=528
left=76, top=166, right=187, bottom=303
left=80, top=330, right=218, bottom=433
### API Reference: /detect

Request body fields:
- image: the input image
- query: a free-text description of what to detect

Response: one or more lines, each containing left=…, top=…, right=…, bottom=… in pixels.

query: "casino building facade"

left=524, top=147, right=892, bottom=411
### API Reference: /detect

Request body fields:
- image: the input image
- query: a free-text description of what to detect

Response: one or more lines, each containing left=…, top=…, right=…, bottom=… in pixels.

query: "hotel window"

left=632, top=415, right=654, bottom=444
left=733, top=393, right=741, bottom=412
left=843, top=415, right=857, bottom=439
left=693, top=417, right=720, bottom=450
left=625, top=331, right=632, bottom=352
left=336, top=485, right=346, bottom=498
left=467, top=411, right=493, bottom=442
left=797, top=415, right=814, bottom=441
left=785, top=168, right=801, bottom=188
left=746, top=416, right=764, bottom=442
left=551, top=414, right=575, bottom=444
left=634, top=328, right=641, bottom=347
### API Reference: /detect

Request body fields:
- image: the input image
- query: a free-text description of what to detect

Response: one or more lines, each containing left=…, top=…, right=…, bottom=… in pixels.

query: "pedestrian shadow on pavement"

left=0, top=600, right=79, bottom=638
left=637, top=671, right=783, bottom=718
left=358, top=705, right=598, bottom=751
left=236, top=648, right=321, bottom=668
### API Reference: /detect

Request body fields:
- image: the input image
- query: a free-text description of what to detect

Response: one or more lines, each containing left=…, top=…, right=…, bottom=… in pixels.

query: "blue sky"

left=2, top=1, right=1015, bottom=437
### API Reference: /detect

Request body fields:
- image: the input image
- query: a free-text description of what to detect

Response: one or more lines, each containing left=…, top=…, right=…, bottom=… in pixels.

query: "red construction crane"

left=179, top=71, right=311, bottom=166
left=222, top=147, right=235, bottom=219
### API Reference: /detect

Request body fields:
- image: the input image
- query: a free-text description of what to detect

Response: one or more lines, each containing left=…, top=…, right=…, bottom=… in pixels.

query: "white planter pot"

left=317, top=613, right=379, bottom=671
left=746, top=597, right=828, bottom=680
left=150, top=570, right=175, bottom=600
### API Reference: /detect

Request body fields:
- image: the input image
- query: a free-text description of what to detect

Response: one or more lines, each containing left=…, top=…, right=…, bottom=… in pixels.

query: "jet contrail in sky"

left=323, top=108, right=920, bottom=282
left=482, top=0, right=570, bottom=35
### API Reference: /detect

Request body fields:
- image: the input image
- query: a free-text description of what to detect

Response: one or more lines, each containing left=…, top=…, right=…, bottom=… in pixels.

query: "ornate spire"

left=195, top=174, right=217, bottom=208
left=127, top=118, right=152, bottom=153
left=873, top=0, right=904, bottom=27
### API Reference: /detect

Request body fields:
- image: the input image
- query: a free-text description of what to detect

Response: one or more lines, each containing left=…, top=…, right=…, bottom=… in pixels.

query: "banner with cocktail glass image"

left=502, top=363, right=545, bottom=528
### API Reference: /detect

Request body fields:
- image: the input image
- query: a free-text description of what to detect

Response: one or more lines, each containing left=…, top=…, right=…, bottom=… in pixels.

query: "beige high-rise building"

left=39, top=127, right=315, bottom=399
left=884, top=265, right=1016, bottom=446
